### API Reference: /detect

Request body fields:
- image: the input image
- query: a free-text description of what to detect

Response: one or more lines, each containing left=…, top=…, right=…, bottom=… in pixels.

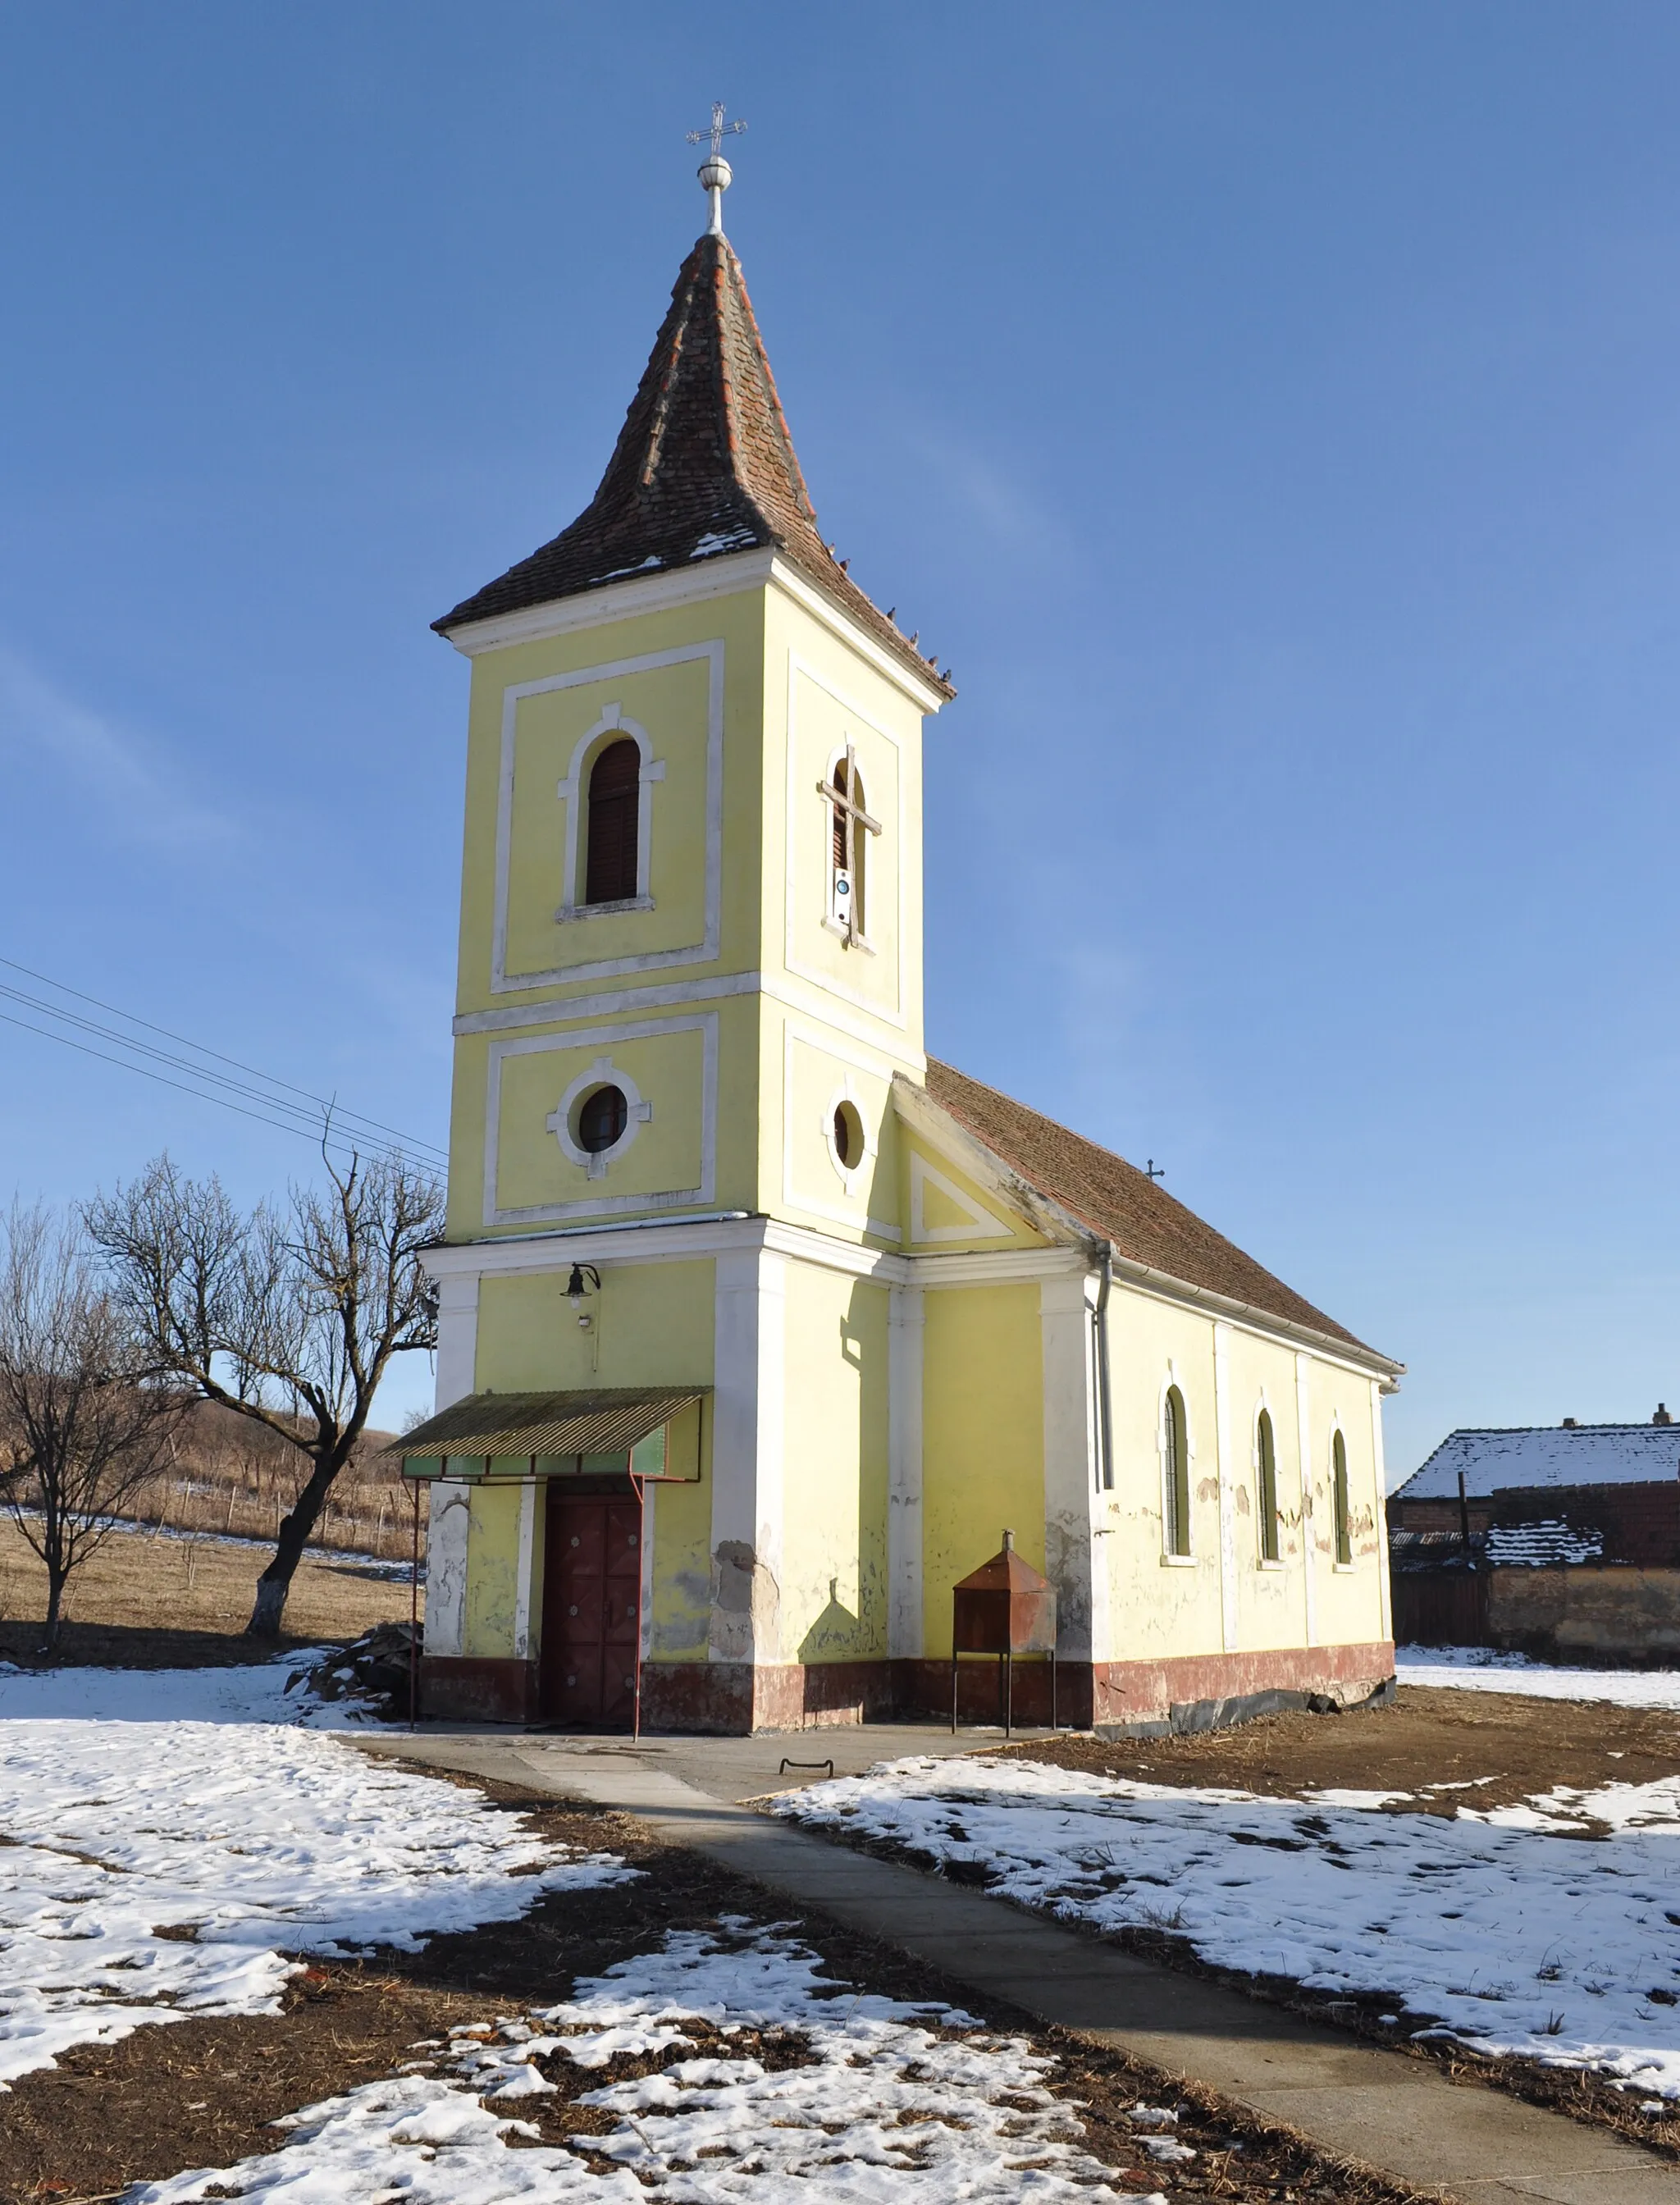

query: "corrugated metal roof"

left=390, top=1387, right=708, bottom=1463
left=1395, top=1425, right=1680, bottom=1500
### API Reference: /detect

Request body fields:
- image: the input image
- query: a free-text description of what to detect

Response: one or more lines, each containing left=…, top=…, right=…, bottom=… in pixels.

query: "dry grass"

left=120, top=1399, right=422, bottom=1563
left=0, top=1514, right=419, bottom=1658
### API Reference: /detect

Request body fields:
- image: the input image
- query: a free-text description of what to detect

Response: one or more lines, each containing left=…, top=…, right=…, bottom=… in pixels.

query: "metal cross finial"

left=687, top=101, right=746, bottom=235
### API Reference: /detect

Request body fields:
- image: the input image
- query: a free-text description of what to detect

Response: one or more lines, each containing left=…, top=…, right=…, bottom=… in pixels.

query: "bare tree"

left=87, top=1144, right=443, bottom=1636
left=0, top=1201, right=184, bottom=1651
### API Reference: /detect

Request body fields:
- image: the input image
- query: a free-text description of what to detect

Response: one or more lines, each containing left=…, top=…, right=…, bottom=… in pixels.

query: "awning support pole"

left=409, top=1475, right=420, bottom=1732
left=630, top=1472, right=646, bottom=1742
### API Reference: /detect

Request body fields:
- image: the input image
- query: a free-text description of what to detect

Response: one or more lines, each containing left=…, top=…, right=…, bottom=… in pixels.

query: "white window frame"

left=545, top=1055, right=653, bottom=1181
left=822, top=740, right=876, bottom=954
left=1158, top=1368, right=1195, bottom=1565
left=1253, top=1395, right=1285, bottom=1569
left=555, top=705, right=665, bottom=921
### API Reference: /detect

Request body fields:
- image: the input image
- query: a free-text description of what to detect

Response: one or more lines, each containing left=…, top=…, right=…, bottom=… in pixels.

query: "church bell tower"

left=413, top=132, right=955, bottom=1731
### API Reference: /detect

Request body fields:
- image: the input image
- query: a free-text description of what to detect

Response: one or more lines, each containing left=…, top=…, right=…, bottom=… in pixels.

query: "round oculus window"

left=832, top=1100, right=865, bottom=1171
left=578, top=1083, right=629, bottom=1154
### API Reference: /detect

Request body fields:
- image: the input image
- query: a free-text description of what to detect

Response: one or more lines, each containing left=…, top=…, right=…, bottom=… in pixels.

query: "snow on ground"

left=0, top=1657, right=353, bottom=1726
left=778, top=1755, right=1680, bottom=2104
left=0, top=1667, right=631, bottom=2085
left=133, top=1920, right=1158, bottom=2205
left=1397, top=1644, right=1680, bottom=1709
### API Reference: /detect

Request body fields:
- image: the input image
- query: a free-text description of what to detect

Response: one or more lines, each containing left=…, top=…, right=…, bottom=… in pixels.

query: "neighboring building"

left=395, top=157, right=1403, bottom=1735
left=1390, top=1413, right=1680, bottom=1658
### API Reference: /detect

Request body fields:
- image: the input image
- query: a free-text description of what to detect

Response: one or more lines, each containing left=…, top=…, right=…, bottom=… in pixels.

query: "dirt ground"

left=0, top=1516, right=418, bottom=1664
left=0, top=1776, right=1427, bottom=2205
left=995, top=1684, right=1680, bottom=1811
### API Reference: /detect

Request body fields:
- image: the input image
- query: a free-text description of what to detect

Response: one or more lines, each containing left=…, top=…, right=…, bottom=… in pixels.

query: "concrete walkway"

left=357, top=1725, right=1678, bottom=2203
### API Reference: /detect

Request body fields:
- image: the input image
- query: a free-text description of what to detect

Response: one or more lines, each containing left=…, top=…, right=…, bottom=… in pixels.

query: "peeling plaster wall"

left=1305, top=1367, right=1387, bottom=1650
left=648, top=1399, right=713, bottom=1661
left=920, top=1281, right=1044, bottom=1657
left=1220, top=1325, right=1313, bottom=1650
left=778, top=1261, right=890, bottom=1665
left=462, top=1481, right=523, bottom=1659
left=1490, top=1566, right=1680, bottom=1659
left=425, top=1480, right=472, bottom=1655
left=1104, top=1290, right=1226, bottom=1659
left=1102, top=1285, right=1387, bottom=1664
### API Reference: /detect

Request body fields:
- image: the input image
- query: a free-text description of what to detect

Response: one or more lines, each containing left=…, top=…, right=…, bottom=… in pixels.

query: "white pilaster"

left=888, top=1283, right=925, bottom=1657
left=710, top=1247, right=788, bottom=1664
left=1295, top=1352, right=1317, bottom=1648
left=425, top=1481, right=472, bottom=1655
left=434, top=1271, right=481, bottom=1408
left=1371, top=1377, right=1394, bottom=1643
left=1040, top=1271, right=1107, bottom=1664
left=1212, top=1323, right=1238, bottom=1651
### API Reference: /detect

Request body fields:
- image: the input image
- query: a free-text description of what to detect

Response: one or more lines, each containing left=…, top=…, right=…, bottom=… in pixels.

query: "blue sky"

left=2, top=3, right=1678, bottom=1473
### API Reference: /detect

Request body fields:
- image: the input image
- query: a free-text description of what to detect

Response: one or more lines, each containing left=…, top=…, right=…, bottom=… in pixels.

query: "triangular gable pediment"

left=892, top=1077, right=1066, bottom=1255
left=909, top=1152, right=1016, bottom=1244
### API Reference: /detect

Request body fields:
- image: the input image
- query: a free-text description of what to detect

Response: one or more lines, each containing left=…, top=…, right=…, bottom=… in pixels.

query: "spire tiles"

left=434, top=136, right=952, bottom=696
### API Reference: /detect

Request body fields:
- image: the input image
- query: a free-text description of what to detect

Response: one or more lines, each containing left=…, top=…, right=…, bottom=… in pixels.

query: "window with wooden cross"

left=821, top=741, right=880, bottom=946
left=584, top=737, right=641, bottom=906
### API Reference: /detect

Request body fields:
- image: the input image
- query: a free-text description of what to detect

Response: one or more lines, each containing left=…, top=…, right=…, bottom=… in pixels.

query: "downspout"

left=1093, top=1245, right=1115, bottom=1493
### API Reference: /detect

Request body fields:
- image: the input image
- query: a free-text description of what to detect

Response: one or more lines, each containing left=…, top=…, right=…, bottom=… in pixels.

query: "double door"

left=540, top=1490, right=641, bottom=1728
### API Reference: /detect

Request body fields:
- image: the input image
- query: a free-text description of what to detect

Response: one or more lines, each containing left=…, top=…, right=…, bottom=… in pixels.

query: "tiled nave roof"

left=924, top=1059, right=1390, bottom=1363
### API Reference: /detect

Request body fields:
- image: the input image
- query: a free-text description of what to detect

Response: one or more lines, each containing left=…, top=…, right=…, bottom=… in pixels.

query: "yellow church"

left=399, top=148, right=1403, bottom=1736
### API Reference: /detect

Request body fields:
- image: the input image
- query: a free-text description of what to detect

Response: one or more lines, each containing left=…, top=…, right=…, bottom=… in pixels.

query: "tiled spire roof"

left=435, top=231, right=953, bottom=697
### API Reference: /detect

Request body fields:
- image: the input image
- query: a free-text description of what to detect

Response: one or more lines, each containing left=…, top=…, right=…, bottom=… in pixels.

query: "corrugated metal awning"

left=390, top=1386, right=708, bottom=1463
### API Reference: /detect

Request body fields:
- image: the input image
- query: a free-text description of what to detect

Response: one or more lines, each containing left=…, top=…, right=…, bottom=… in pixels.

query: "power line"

left=0, top=953, right=447, bottom=1162
left=0, top=976, right=447, bottom=1167
left=0, top=1007, right=386, bottom=1156
left=0, top=958, right=448, bottom=1172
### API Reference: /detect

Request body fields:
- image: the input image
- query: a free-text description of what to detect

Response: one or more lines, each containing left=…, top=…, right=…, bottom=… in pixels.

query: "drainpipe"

left=1093, top=1246, right=1115, bottom=1493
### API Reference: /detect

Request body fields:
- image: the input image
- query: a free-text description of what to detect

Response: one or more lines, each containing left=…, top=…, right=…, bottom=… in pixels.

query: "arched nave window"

left=585, top=737, right=641, bottom=906
left=1256, top=1408, right=1281, bottom=1564
left=1332, top=1429, right=1353, bottom=1565
left=1162, top=1386, right=1191, bottom=1558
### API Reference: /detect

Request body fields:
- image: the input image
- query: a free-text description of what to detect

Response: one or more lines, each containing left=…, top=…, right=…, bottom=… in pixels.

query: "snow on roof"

left=1484, top=1520, right=1605, bottom=1567
left=1396, top=1424, right=1680, bottom=1500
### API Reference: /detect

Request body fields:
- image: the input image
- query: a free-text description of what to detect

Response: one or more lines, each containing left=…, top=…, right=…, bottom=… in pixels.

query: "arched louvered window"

left=1163, top=1386, right=1190, bottom=1558
left=1332, top=1429, right=1352, bottom=1565
left=585, top=738, right=641, bottom=906
left=1257, top=1409, right=1281, bottom=1564
left=829, top=753, right=867, bottom=938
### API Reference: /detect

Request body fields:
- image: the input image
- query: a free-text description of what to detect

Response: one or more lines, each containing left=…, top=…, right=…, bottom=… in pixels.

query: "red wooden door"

left=541, top=1491, right=641, bottom=1728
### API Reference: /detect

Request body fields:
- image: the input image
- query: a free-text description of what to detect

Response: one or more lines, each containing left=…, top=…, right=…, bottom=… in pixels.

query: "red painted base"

left=418, top=1642, right=1395, bottom=1736
left=419, top=1655, right=540, bottom=1724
